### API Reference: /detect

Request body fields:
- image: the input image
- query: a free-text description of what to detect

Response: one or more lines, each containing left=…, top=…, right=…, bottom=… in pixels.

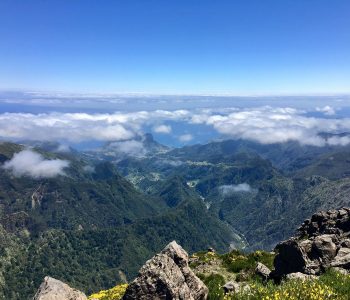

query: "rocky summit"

left=122, top=241, right=208, bottom=300
left=33, top=276, right=87, bottom=300
left=273, top=207, right=350, bottom=278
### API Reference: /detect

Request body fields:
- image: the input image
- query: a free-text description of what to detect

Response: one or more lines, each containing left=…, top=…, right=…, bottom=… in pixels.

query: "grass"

left=198, top=273, right=226, bottom=300
left=202, top=269, right=350, bottom=300
left=221, top=250, right=274, bottom=274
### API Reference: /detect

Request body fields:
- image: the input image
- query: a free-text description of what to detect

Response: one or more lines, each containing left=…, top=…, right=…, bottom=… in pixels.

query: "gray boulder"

left=274, top=208, right=350, bottom=278
left=255, top=262, right=271, bottom=281
left=330, top=248, right=350, bottom=269
left=222, top=281, right=250, bottom=295
left=122, top=241, right=208, bottom=300
left=222, top=281, right=240, bottom=294
left=33, top=276, right=87, bottom=300
left=286, top=272, right=317, bottom=281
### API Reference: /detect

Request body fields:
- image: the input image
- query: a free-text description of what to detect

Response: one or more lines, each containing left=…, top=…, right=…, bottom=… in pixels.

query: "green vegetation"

left=2, top=138, right=350, bottom=299
left=88, top=283, right=128, bottom=300
left=198, top=273, right=226, bottom=300
left=0, top=142, right=237, bottom=299
left=195, top=254, right=350, bottom=300
left=221, top=250, right=274, bottom=274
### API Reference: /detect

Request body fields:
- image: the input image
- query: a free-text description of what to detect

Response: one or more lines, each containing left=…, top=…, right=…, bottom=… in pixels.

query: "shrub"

left=198, top=273, right=226, bottom=300
left=88, top=284, right=128, bottom=300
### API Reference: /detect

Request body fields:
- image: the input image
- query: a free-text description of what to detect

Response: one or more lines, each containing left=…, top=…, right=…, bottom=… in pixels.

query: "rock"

left=341, top=239, right=350, bottom=248
left=286, top=272, right=317, bottom=281
left=33, top=276, right=87, bottom=300
left=274, top=239, right=312, bottom=276
left=207, top=247, right=215, bottom=253
left=222, top=281, right=249, bottom=294
left=311, top=235, right=337, bottom=263
left=122, top=241, right=208, bottom=300
left=332, top=267, right=349, bottom=275
left=222, top=281, right=240, bottom=294
left=255, top=262, right=271, bottom=281
left=274, top=208, right=350, bottom=278
left=330, top=248, right=350, bottom=269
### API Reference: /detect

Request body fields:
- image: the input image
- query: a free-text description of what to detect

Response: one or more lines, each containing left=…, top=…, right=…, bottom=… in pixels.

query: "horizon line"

left=1, top=88, right=350, bottom=98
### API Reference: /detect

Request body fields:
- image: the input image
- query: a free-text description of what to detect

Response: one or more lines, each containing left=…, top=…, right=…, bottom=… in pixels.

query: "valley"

left=2, top=135, right=350, bottom=298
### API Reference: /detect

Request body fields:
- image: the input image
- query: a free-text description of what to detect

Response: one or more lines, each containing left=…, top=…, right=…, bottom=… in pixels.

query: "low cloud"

left=1, top=104, right=350, bottom=147
left=316, top=105, right=336, bottom=116
left=3, top=150, right=69, bottom=178
left=153, top=124, right=172, bottom=134
left=55, top=144, right=71, bottom=153
left=108, top=140, right=147, bottom=157
left=179, top=134, right=193, bottom=142
left=155, top=159, right=184, bottom=167
left=219, top=183, right=253, bottom=196
left=191, top=106, right=350, bottom=147
left=83, top=165, right=95, bottom=173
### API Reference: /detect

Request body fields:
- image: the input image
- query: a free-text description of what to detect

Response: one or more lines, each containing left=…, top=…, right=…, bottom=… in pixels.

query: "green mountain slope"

left=0, top=142, right=235, bottom=299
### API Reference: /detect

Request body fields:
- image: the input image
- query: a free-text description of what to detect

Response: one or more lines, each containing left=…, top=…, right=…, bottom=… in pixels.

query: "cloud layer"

left=3, top=150, right=70, bottom=178
left=191, top=106, right=350, bottom=146
left=1, top=105, right=350, bottom=147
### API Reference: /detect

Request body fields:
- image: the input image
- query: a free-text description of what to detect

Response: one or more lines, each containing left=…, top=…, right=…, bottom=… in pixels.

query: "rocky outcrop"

left=33, top=276, right=87, bottom=300
left=273, top=208, right=350, bottom=278
left=122, top=241, right=208, bottom=300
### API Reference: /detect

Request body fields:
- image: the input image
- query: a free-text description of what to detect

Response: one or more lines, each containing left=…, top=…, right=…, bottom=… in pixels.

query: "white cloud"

left=0, top=105, right=350, bottom=147
left=219, top=183, right=253, bottom=196
left=316, top=105, right=336, bottom=116
left=108, top=140, right=147, bottom=157
left=0, top=112, right=135, bottom=142
left=2, top=150, right=69, bottom=178
left=0, top=110, right=191, bottom=143
left=179, top=134, right=193, bottom=142
left=55, top=144, right=71, bottom=153
left=83, top=165, right=95, bottom=173
left=190, top=106, right=350, bottom=146
left=153, top=124, right=172, bottom=134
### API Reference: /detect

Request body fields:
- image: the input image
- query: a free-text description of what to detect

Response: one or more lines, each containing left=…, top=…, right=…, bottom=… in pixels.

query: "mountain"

left=87, top=133, right=169, bottom=162
left=0, top=141, right=235, bottom=299
left=295, top=150, right=350, bottom=180
left=105, top=137, right=350, bottom=251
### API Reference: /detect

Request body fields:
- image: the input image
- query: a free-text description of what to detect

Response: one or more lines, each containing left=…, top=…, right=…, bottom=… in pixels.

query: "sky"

left=0, top=0, right=350, bottom=95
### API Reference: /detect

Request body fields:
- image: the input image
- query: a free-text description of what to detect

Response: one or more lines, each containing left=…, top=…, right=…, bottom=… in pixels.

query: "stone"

left=285, top=272, right=317, bottom=281
left=255, top=262, right=271, bottom=281
left=311, top=235, right=337, bottom=263
left=122, top=241, right=208, bottom=300
left=33, top=276, right=87, bottom=300
left=222, top=281, right=240, bottom=294
left=341, top=239, right=350, bottom=248
left=274, top=239, right=310, bottom=276
left=332, top=267, right=349, bottom=275
left=330, top=248, right=350, bottom=269
left=222, top=281, right=249, bottom=294
left=274, top=208, right=350, bottom=278
left=338, top=209, right=348, bottom=218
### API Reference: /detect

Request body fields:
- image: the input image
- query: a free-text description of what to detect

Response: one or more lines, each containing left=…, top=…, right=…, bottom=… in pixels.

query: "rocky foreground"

left=32, top=208, right=350, bottom=299
left=273, top=207, right=350, bottom=278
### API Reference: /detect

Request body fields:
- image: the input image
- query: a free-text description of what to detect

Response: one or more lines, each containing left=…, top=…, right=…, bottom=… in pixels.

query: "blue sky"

left=0, top=0, right=350, bottom=95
